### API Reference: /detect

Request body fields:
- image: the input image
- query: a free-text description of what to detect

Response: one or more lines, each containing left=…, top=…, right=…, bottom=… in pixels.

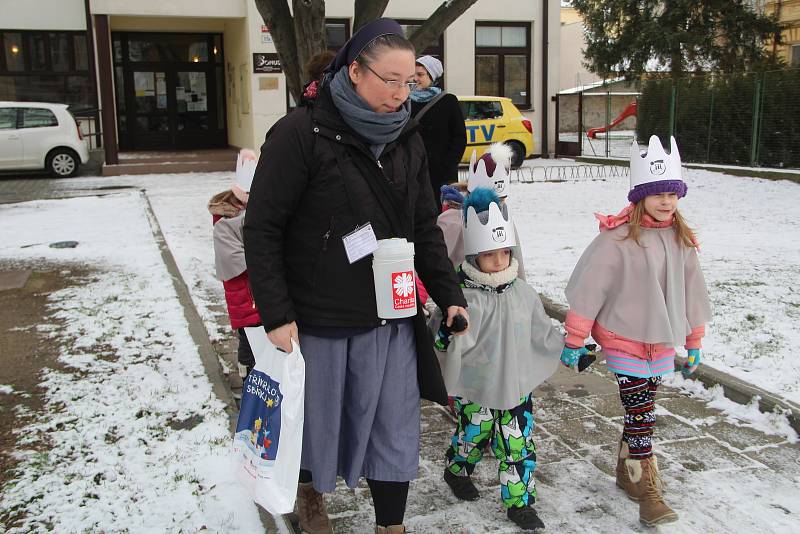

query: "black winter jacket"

left=410, top=93, right=467, bottom=200
left=243, top=86, right=467, bottom=334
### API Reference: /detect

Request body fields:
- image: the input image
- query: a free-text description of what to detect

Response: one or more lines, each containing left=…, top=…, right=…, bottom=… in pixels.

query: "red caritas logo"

left=392, top=271, right=416, bottom=310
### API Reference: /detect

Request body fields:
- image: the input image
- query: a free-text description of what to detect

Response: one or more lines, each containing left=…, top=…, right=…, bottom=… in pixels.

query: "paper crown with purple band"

left=628, top=135, right=687, bottom=204
left=467, top=143, right=513, bottom=198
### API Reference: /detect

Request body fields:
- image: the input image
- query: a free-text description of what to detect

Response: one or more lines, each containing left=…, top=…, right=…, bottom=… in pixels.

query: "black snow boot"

left=507, top=505, right=545, bottom=531
left=443, top=469, right=480, bottom=501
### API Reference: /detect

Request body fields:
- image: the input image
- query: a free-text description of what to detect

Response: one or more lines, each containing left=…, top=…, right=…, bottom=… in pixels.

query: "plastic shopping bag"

left=232, top=328, right=305, bottom=515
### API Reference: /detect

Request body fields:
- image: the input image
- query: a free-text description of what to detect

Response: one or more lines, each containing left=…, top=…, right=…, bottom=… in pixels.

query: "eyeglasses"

left=363, top=63, right=418, bottom=91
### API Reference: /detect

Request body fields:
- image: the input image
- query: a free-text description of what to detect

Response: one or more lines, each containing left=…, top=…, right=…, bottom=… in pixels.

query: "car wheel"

left=506, top=141, right=525, bottom=168
left=47, top=148, right=79, bottom=178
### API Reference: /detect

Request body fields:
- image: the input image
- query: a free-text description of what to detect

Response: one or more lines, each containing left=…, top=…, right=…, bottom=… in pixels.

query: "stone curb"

left=540, top=294, right=800, bottom=434
left=140, top=190, right=290, bottom=534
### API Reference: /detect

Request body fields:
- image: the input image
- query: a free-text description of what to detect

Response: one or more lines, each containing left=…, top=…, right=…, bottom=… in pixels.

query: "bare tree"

left=255, top=0, right=479, bottom=101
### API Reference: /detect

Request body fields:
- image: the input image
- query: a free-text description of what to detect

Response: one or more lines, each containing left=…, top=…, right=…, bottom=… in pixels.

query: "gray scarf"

left=330, top=66, right=411, bottom=158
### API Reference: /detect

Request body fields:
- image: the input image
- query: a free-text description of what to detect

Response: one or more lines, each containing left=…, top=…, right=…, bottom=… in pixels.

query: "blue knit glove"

left=682, top=348, right=701, bottom=377
left=560, top=345, right=588, bottom=371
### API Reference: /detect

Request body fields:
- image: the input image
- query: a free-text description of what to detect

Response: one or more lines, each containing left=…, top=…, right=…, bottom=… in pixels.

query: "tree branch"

left=408, top=0, right=479, bottom=54
left=353, top=0, right=391, bottom=32
left=254, top=0, right=302, bottom=100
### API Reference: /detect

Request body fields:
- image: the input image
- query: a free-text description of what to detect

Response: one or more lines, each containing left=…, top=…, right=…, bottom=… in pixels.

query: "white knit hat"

left=416, top=55, right=443, bottom=81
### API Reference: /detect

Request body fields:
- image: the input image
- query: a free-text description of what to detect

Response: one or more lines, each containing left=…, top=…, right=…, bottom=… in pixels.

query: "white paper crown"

left=467, top=149, right=511, bottom=198
left=463, top=201, right=517, bottom=256
left=630, top=135, right=682, bottom=190
left=235, top=151, right=258, bottom=192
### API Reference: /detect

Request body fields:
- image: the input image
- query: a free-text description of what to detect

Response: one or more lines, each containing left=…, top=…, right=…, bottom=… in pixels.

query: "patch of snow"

left=0, top=193, right=263, bottom=532
left=0, top=385, right=14, bottom=395
left=669, top=374, right=798, bottom=444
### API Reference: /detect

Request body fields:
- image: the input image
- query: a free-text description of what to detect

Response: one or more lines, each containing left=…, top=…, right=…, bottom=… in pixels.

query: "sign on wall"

left=261, top=25, right=273, bottom=44
left=253, top=53, right=282, bottom=74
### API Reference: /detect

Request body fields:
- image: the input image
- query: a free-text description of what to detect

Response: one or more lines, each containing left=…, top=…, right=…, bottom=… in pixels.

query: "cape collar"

left=459, top=258, right=519, bottom=294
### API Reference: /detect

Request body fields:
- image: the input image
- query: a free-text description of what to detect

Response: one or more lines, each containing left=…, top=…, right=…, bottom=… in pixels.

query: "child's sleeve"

left=213, top=214, right=247, bottom=282
left=564, top=310, right=594, bottom=349
left=564, top=232, right=621, bottom=334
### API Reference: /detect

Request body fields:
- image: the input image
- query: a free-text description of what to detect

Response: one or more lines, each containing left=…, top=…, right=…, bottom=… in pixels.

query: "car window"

left=21, top=108, right=59, bottom=129
left=0, top=108, right=17, bottom=130
left=463, top=101, right=503, bottom=121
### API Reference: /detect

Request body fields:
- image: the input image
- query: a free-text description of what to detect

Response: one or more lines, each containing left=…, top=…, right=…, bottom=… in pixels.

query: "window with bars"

left=474, top=22, right=531, bottom=109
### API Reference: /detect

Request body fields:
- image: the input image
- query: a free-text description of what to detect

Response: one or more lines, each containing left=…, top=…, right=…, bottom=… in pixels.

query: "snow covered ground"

left=1, top=160, right=798, bottom=532
left=0, top=193, right=264, bottom=532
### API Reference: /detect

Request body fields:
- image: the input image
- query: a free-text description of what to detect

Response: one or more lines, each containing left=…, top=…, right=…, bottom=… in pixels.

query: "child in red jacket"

left=209, top=149, right=261, bottom=379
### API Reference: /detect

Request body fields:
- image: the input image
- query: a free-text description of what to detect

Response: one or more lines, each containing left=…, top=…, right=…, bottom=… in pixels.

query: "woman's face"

left=414, top=65, right=433, bottom=89
left=349, top=48, right=416, bottom=113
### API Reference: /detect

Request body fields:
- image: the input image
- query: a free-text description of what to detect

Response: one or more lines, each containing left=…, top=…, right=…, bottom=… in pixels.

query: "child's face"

left=476, top=248, right=511, bottom=273
left=643, top=192, right=678, bottom=222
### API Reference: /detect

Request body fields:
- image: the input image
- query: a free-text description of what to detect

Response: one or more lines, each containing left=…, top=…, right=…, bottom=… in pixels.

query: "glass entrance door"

left=131, top=70, right=170, bottom=149
left=113, top=32, right=226, bottom=150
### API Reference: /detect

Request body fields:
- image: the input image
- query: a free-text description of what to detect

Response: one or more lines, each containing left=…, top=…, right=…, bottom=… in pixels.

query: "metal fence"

left=637, top=68, right=800, bottom=169
left=556, top=90, right=641, bottom=159
left=555, top=68, right=800, bottom=169
left=458, top=164, right=629, bottom=183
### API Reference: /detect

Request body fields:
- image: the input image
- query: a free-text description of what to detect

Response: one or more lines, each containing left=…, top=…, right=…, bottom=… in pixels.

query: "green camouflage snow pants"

left=445, top=394, right=537, bottom=508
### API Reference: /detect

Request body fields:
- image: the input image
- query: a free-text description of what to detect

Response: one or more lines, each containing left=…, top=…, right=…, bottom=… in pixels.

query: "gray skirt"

left=299, top=321, right=421, bottom=493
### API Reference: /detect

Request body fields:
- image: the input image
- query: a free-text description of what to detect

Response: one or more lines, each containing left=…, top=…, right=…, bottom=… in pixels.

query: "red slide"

left=587, top=100, right=638, bottom=139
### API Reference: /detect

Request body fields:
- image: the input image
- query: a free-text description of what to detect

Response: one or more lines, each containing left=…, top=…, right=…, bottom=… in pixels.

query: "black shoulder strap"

left=414, top=91, right=447, bottom=123
left=342, top=145, right=411, bottom=238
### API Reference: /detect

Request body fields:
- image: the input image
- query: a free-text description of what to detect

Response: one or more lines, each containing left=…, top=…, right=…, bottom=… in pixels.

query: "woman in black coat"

left=243, top=19, right=468, bottom=534
left=410, top=55, right=467, bottom=202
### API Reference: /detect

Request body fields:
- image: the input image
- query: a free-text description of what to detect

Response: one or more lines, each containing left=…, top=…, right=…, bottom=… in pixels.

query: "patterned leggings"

left=616, top=374, right=661, bottom=459
left=445, top=394, right=537, bottom=508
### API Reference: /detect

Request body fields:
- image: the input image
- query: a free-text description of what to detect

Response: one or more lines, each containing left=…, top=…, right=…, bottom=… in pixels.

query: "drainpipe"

left=541, top=0, right=549, bottom=158
left=84, top=0, right=100, bottom=150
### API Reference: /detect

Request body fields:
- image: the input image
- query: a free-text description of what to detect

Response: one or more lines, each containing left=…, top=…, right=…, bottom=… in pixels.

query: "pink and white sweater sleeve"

left=684, top=325, right=705, bottom=350
left=564, top=310, right=594, bottom=349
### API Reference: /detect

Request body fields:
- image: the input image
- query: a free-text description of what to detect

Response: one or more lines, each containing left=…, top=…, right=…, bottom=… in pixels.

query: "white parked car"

left=0, top=102, right=89, bottom=178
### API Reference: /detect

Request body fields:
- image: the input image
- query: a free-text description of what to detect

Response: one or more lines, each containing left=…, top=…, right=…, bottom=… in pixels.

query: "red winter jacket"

left=210, top=199, right=261, bottom=329
left=221, top=270, right=261, bottom=329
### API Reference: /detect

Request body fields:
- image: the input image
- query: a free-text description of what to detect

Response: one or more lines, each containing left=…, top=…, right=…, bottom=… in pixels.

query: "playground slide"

left=587, top=101, right=637, bottom=139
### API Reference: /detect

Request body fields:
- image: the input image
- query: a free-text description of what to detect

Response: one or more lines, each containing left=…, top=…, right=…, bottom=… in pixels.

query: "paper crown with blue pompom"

left=467, top=143, right=513, bottom=198
left=463, top=188, right=516, bottom=255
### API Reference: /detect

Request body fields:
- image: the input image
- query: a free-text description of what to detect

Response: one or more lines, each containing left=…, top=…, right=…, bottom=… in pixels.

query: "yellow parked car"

left=457, top=96, right=533, bottom=168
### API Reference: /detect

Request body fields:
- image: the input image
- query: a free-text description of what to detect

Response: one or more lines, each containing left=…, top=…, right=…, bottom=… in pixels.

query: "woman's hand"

left=267, top=321, right=299, bottom=353
left=445, top=306, right=469, bottom=336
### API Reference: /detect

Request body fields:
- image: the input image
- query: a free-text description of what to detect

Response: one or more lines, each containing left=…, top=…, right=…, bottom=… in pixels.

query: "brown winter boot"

left=615, top=440, right=642, bottom=501
left=625, top=457, right=678, bottom=526
left=375, top=525, right=407, bottom=533
left=296, top=482, right=333, bottom=534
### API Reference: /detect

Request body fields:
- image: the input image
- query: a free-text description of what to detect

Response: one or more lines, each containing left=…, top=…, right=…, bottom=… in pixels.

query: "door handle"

left=8, top=134, right=20, bottom=139
left=496, top=125, right=506, bottom=128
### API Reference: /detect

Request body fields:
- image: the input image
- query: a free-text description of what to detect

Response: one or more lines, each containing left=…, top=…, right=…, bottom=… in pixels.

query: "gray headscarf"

left=330, top=66, right=411, bottom=159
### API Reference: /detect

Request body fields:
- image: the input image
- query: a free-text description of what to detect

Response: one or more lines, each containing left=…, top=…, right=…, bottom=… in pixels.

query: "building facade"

left=1, top=0, right=561, bottom=165
left=763, top=0, right=800, bottom=66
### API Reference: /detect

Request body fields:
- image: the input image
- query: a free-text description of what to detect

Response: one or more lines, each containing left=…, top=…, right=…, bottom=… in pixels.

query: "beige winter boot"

left=615, top=440, right=641, bottom=501
left=296, top=482, right=333, bottom=534
left=375, top=525, right=407, bottom=533
left=625, top=457, right=679, bottom=526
